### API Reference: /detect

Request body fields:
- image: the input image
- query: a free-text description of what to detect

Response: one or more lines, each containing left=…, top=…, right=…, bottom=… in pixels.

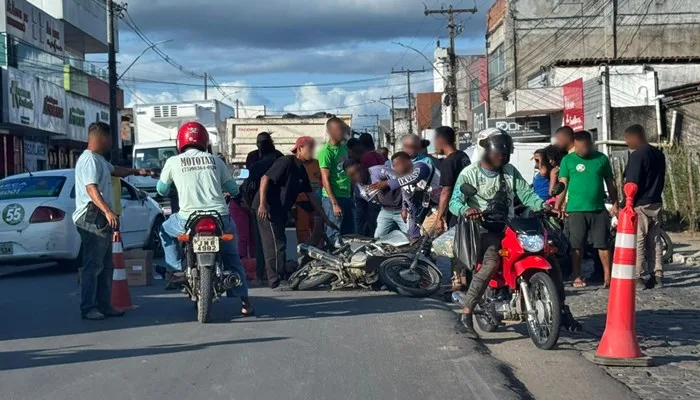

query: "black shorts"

left=565, top=210, right=610, bottom=250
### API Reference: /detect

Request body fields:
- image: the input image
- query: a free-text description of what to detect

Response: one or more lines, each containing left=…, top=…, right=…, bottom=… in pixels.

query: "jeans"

left=159, top=213, right=249, bottom=297
left=322, top=197, right=355, bottom=246
left=374, top=209, right=408, bottom=237
left=635, top=203, right=664, bottom=278
left=464, top=232, right=503, bottom=310
left=76, top=215, right=114, bottom=315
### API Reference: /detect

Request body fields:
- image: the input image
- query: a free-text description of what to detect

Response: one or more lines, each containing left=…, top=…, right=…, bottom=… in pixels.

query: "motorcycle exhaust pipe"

left=222, top=272, right=242, bottom=290
left=298, top=244, right=343, bottom=267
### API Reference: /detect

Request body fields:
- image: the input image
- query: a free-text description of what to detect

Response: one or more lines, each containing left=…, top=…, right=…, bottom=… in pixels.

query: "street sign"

left=472, top=102, right=487, bottom=133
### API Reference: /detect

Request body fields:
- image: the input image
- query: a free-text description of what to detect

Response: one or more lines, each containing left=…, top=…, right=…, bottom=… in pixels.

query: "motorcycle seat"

left=340, top=234, right=376, bottom=244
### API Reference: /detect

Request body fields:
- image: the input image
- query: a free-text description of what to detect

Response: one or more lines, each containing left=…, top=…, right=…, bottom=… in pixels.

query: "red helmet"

left=176, top=121, right=209, bottom=153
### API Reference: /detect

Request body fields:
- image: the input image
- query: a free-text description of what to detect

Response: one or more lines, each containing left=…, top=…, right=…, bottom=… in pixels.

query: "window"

left=0, top=176, right=66, bottom=200
left=133, top=146, right=178, bottom=169
left=120, top=181, right=138, bottom=200
left=470, top=78, right=481, bottom=108
left=488, top=45, right=505, bottom=86
left=8, top=36, right=63, bottom=86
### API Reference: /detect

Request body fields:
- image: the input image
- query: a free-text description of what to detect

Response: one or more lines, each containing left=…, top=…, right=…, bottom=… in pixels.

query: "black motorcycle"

left=179, top=211, right=242, bottom=323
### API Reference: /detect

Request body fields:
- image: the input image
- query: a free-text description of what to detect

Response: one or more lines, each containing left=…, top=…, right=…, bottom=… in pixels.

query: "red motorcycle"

left=454, top=183, right=565, bottom=350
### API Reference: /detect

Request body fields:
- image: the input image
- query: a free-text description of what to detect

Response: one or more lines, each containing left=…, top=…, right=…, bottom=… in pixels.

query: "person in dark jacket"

left=245, top=132, right=283, bottom=168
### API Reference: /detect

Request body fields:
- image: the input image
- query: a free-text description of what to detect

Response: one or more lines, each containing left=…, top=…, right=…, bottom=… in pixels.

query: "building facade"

left=485, top=0, right=700, bottom=147
left=0, top=0, right=124, bottom=178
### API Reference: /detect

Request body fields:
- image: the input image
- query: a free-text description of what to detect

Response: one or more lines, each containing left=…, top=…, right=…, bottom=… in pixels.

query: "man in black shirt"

left=254, top=137, right=336, bottom=289
left=433, top=126, right=470, bottom=293
left=245, top=132, right=284, bottom=168
left=434, top=126, right=470, bottom=232
left=624, top=124, right=666, bottom=288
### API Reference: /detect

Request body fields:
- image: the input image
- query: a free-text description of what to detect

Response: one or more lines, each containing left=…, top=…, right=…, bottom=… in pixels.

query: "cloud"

left=125, top=80, right=271, bottom=109
left=125, top=0, right=487, bottom=50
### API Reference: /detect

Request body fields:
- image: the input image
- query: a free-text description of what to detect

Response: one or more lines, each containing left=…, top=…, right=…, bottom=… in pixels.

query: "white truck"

left=128, top=100, right=235, bottom=214
left=226, top=113, right=352, bottom=164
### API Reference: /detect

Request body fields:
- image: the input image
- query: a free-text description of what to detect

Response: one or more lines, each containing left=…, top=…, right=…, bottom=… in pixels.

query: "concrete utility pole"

left=359, top=114, right=381, bottom=146
left=204, top=73, right=208, bottom=100
left=391, top=68, right=426, bottom=135
left=380, top=95, right=402, bottom=151
left=107, top=0, right=124, bottom=163
left=424, top=5, right=478, bottom=131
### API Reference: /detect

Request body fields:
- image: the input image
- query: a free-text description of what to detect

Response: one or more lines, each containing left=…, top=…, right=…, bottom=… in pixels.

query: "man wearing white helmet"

left=448, top=128, right=553, bottom=339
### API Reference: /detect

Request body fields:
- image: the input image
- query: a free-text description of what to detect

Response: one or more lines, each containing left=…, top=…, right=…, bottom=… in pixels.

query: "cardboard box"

left=123, top=249, right=154, bottom=286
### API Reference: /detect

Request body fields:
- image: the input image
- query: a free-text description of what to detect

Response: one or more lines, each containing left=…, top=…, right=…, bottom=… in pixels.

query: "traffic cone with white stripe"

left=110, top=231, right=133, bottom=311
left=593, top=183, right=652, bottom=367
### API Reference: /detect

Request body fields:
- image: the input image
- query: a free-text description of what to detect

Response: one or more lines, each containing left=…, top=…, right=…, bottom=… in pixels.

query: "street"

left=0, top=266, right=523, bottom=400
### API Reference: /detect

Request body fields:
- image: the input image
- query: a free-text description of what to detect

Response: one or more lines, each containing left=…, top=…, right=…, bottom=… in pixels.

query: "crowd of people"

left=74, top=117, right=667, bottom=341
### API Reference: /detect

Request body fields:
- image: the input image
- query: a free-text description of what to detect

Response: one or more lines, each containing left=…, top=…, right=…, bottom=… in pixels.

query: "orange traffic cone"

left=593, top=183, right=652, bottom=367
left=110, top=231, right=133, bottom=311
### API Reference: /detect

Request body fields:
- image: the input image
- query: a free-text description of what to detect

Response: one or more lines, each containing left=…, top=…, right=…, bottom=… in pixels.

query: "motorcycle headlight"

left=517, top=234, right=545, bottom=253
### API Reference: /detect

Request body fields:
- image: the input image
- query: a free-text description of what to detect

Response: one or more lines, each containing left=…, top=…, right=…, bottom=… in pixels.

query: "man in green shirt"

left=318, top=117, right=354, bottom=246
left=555, top=130, right=619, bottom=289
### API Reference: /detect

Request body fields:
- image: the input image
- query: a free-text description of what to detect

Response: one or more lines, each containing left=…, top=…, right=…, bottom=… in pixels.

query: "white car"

left=0, top=169, right=165, bottom=268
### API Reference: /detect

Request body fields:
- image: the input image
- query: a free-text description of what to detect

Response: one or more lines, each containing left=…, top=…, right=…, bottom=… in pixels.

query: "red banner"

left=563, top=78, right=584, bottom=132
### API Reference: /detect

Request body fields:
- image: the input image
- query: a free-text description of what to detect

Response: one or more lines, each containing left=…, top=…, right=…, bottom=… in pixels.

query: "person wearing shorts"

left=555, top=130, right=619, bottom=288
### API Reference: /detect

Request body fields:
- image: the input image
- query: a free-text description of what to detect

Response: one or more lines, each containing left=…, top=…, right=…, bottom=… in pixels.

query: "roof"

left=552, top=56, right=700, bottom=67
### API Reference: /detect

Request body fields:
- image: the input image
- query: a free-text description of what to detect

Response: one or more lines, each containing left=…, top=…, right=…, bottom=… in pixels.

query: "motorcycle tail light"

left=195, top=218, right=217, bottom=234
left=29, top=207, right=65, bottom=223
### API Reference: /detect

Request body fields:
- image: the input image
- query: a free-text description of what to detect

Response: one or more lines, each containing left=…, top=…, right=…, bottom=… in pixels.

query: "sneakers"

left=655, top=276, right=664, bottom=288
left=81, top=309, right=106, bottom=320
left=101, top=308, right=125, bottom=317
left=455, top=314, right=480, bottom=339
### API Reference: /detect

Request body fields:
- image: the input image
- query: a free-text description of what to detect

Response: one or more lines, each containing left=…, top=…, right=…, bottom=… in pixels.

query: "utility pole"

left=204, top=72, right=208, bottom=100
left=380, top=95, right=402, bottom=152
left=359, top=114, right=381, bottom=146
left=107, top=0, right=123, bottom=163
left=424, top=5, right=478, bottom=132
left=391, top=68, right=426, bottom=136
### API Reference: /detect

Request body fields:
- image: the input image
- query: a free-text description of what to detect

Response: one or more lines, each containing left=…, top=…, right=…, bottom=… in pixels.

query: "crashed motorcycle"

left=453, top=183, right=565, bottom=350
left=290, top=230, right=442, bottom=297
left=176, top=211, right=242, bottom=323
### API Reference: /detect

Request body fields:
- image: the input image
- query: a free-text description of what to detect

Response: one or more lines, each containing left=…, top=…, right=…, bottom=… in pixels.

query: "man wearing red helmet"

left=156, top=121, right=253, bottom=316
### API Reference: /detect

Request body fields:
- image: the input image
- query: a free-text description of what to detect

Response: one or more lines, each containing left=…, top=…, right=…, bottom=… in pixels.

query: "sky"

left=108, top=0, right=490, bottom=130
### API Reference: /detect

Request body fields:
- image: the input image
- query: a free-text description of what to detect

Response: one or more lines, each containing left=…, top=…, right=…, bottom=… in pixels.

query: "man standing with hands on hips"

left=73, top=122, right=155, bottom=320
left=319, top=117, right=354, bottom=247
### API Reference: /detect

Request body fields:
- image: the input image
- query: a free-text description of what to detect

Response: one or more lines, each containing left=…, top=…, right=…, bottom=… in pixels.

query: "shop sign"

left=66, top=92, right=90, bottom=142
left=563, top=78, right=585, bottom=132
left=1, top=0, right=65, bottom=56
left=6, top=67, right=37, bottom=128
left=37, top=78, right=66, bottom=134
left=471, top=102, right=487, bottom=132
left=23, top=136, right=48, bottom=172
left=487, top=115, right=551, bottom=140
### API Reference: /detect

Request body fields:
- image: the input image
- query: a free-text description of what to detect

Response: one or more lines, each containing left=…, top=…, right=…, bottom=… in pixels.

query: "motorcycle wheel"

left=197, top=266, right=214, bottom=323
left=525, top=272, right=561, bottom=350
left=660, top=230, right=674, bottom=264
left=291, top=261, right=334, bottom=291
left=474, top=288, right=499, bottom=333
left=378, top=256, right=441, bottom=298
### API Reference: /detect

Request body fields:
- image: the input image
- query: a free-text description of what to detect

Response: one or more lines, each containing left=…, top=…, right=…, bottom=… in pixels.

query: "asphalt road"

left=0, top=267, right=528, bottom=400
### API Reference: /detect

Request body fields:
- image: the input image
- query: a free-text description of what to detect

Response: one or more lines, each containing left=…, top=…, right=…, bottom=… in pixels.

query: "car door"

left=119, top=180, right=150, bottom=249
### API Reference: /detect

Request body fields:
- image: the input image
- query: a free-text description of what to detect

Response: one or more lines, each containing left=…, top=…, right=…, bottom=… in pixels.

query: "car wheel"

left=146, top=216, right=165, bottom=257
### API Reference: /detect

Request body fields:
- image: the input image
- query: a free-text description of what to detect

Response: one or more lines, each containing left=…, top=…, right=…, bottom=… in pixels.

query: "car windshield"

left=134, top=147, right=177, bottom=169
left=0, top=176, right=66, bottom=200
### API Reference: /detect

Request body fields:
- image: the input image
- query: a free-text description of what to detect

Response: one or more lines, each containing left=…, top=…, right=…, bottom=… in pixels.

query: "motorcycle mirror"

left=551, top=182, right=565, bottom=196
left=460, top=183, right=478, bottom=197
left=233, top=168, right=250, bottom=180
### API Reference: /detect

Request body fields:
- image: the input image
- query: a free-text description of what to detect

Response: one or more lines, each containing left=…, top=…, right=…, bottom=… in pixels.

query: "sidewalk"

left=450, top=232, right=700, bottom=400
left=559, top=232, right=700, bottom=399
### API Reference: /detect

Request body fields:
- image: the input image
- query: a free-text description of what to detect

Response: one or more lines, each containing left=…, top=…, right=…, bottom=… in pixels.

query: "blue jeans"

left=374, top=209, right=408, bottom=237
left=159, top=213, right=249, bottom=297
left=322, top=197, right=355, bottom=246
left=76, top=215, right=114, bottom=315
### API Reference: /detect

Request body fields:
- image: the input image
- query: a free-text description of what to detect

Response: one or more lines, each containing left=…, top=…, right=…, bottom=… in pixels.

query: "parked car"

left=0, top=169, right=165, bottom=268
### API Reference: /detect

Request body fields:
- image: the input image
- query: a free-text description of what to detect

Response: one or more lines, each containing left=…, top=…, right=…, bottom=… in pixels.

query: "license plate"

left=0, top=242, right=12, bottom=255
left=192, top=236, right=219, bottom=253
